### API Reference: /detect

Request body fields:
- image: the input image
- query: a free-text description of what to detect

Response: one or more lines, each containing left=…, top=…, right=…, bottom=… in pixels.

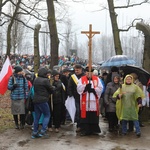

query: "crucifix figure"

left=81, top=24, right=100, bottom=73
left=81, top=24, right=100, bottom=109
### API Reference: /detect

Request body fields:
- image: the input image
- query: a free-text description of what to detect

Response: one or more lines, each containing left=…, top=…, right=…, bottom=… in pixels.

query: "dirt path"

left=0, top=120, right=150, bottom=150
left=0, top=94, right=150, bottom=150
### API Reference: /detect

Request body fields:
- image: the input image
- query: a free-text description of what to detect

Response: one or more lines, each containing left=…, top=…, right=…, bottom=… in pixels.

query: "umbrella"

left=101, top=55, right=136, bottom=67
left=120, top=65, right=150, bottom=85
left=97, top=61, right=104, bottom=66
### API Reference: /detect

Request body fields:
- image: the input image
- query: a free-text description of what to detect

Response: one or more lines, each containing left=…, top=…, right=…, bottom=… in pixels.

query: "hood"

left=123, top=74, right=133, bottom=85
left=38, top=68, right=48, bottom=78
left=111, top=73, right=120, bottom=82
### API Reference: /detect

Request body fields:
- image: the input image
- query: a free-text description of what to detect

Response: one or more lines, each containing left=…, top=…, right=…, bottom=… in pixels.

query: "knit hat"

left=14, top=66, right=23, bottom=73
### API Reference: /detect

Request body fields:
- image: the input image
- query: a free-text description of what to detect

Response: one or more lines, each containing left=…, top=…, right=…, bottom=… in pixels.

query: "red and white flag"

left=0, top=56, right=13, bottom=95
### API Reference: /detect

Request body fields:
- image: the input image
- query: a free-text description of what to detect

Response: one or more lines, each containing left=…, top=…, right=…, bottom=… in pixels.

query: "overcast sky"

left=66, top=0, right=150, bottom=43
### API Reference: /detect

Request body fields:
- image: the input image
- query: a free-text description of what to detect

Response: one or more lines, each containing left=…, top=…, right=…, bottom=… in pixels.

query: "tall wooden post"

left=81, top=24, right=100, bottom=109
left=81, top=24, right=100, bottom=72
left=34, top=23, right=41, bottom=73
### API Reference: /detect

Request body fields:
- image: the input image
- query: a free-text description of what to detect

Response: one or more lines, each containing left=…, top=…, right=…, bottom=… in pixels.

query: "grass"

left=0, top=108, right=14, bottom=133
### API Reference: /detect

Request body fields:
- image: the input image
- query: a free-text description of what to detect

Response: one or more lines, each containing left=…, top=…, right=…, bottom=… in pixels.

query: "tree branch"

left=1, top=12, right=51, bottom=34
left=119, top=18, right=143, bottom=32
left=0, top=19, right=9, bottom=26
left=9, top=0, right=47, bottom=21
left=1, top=0, right=10, bottom=7
left=114, top=0, right=149, bottom=9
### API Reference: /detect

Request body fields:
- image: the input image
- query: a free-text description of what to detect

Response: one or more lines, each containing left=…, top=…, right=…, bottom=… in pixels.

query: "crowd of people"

left=0, top=54, right=87, bottom=72
left=6, top=57, right=150, bottom=139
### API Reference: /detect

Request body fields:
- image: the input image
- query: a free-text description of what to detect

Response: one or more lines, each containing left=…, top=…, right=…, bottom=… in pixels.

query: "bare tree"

left=46, top=0, right=59, bottom=69
left=72, top=33, right=78, bottom=56
left=34, top=23, right=41, bottom=73
left=0, top=31, right=3, bottom=55
left=0, top=0, right=10, bottom=17
left=41, top=22, right=50, bottom=56
left=11, top=2, right=24, bottom=54
left=6, top=0, right=21, bottom=59
left=136, top=22, right=150, bottom=72
left=63, top=18, right=73, bottom=56
left=107, top=0, right=150, bottom=55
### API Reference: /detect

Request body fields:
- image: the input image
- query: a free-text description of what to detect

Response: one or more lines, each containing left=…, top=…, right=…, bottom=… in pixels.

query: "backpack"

left=25, top=86, right=34, bottom=111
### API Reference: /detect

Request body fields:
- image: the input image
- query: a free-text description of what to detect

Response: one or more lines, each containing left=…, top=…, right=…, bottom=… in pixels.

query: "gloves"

left=89, top=88, right=97, bottom=96
left=12, top=84, right=17, bottom=90
left=89, top=88, right=95, bottom=93
left=84, top=83, right=91, bottom=92
left=13, top=84, right=17, bottom=88
left=137, top=97, right=142, bottom=105
left=88, top=88, right=97, bottom=97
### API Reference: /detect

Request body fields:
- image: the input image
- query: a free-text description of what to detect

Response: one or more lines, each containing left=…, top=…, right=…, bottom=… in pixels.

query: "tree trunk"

left=34, top=24, right=41, bottom=73
left=0, top=0, right=2, bottom=17
left=5, top=0, right=21, bottom=60
left=46, top=0, right=59, bottom=69
left=136, top=22, right=150, bottom=73
left=107, top=0, right=123, bottom=55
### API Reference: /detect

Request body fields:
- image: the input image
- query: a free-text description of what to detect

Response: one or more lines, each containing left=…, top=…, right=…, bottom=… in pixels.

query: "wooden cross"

left=81, top=24, right=100, bottom=72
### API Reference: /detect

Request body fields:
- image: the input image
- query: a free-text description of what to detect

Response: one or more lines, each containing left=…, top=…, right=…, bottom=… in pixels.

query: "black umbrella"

left=120, top=65, right=150, bottom=85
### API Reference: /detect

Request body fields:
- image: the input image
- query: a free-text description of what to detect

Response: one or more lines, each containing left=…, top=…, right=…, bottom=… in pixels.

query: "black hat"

left=85, top=66, right=94, bottom=72
left=52, top=70, right=59, bottom=76
left=14, top=66, right=23, bottom=73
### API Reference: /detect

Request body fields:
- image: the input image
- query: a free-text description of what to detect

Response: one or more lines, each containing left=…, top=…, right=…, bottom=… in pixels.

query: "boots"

left=13, top=115, right=19, bottom=129
left=15, top=123, right=19, bottom=129
left=20, top=114, right=25, bottom=129
left=20, top=123, right=24, bottom=129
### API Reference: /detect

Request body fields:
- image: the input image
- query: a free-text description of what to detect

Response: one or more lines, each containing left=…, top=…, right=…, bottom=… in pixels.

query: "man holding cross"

left=76, top=24, right=102, bottom=136
left=77, top=66, right=103, bottom=136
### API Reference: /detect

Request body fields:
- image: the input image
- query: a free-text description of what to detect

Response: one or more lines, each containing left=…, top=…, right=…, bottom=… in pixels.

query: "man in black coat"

left=67, top=64, right=84, bottom=132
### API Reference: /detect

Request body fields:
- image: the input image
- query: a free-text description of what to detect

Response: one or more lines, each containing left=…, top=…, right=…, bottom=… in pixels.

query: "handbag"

left=25, top=96, right=34, bottom=111
left=25, top=111, right=34, bottom=125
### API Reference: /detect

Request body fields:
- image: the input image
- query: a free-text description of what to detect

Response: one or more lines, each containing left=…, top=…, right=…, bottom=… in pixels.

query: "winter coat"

left=52, top=79, right=65, bottom=104
left=33, top=68, right=53, bottom=104
left=8, top=74, right=28, bottom=100
left=67, top=73, right=84, bottom=102
left=60, top=74, right=68, bottom=99
left=104, top=80, right=120, bottom=112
